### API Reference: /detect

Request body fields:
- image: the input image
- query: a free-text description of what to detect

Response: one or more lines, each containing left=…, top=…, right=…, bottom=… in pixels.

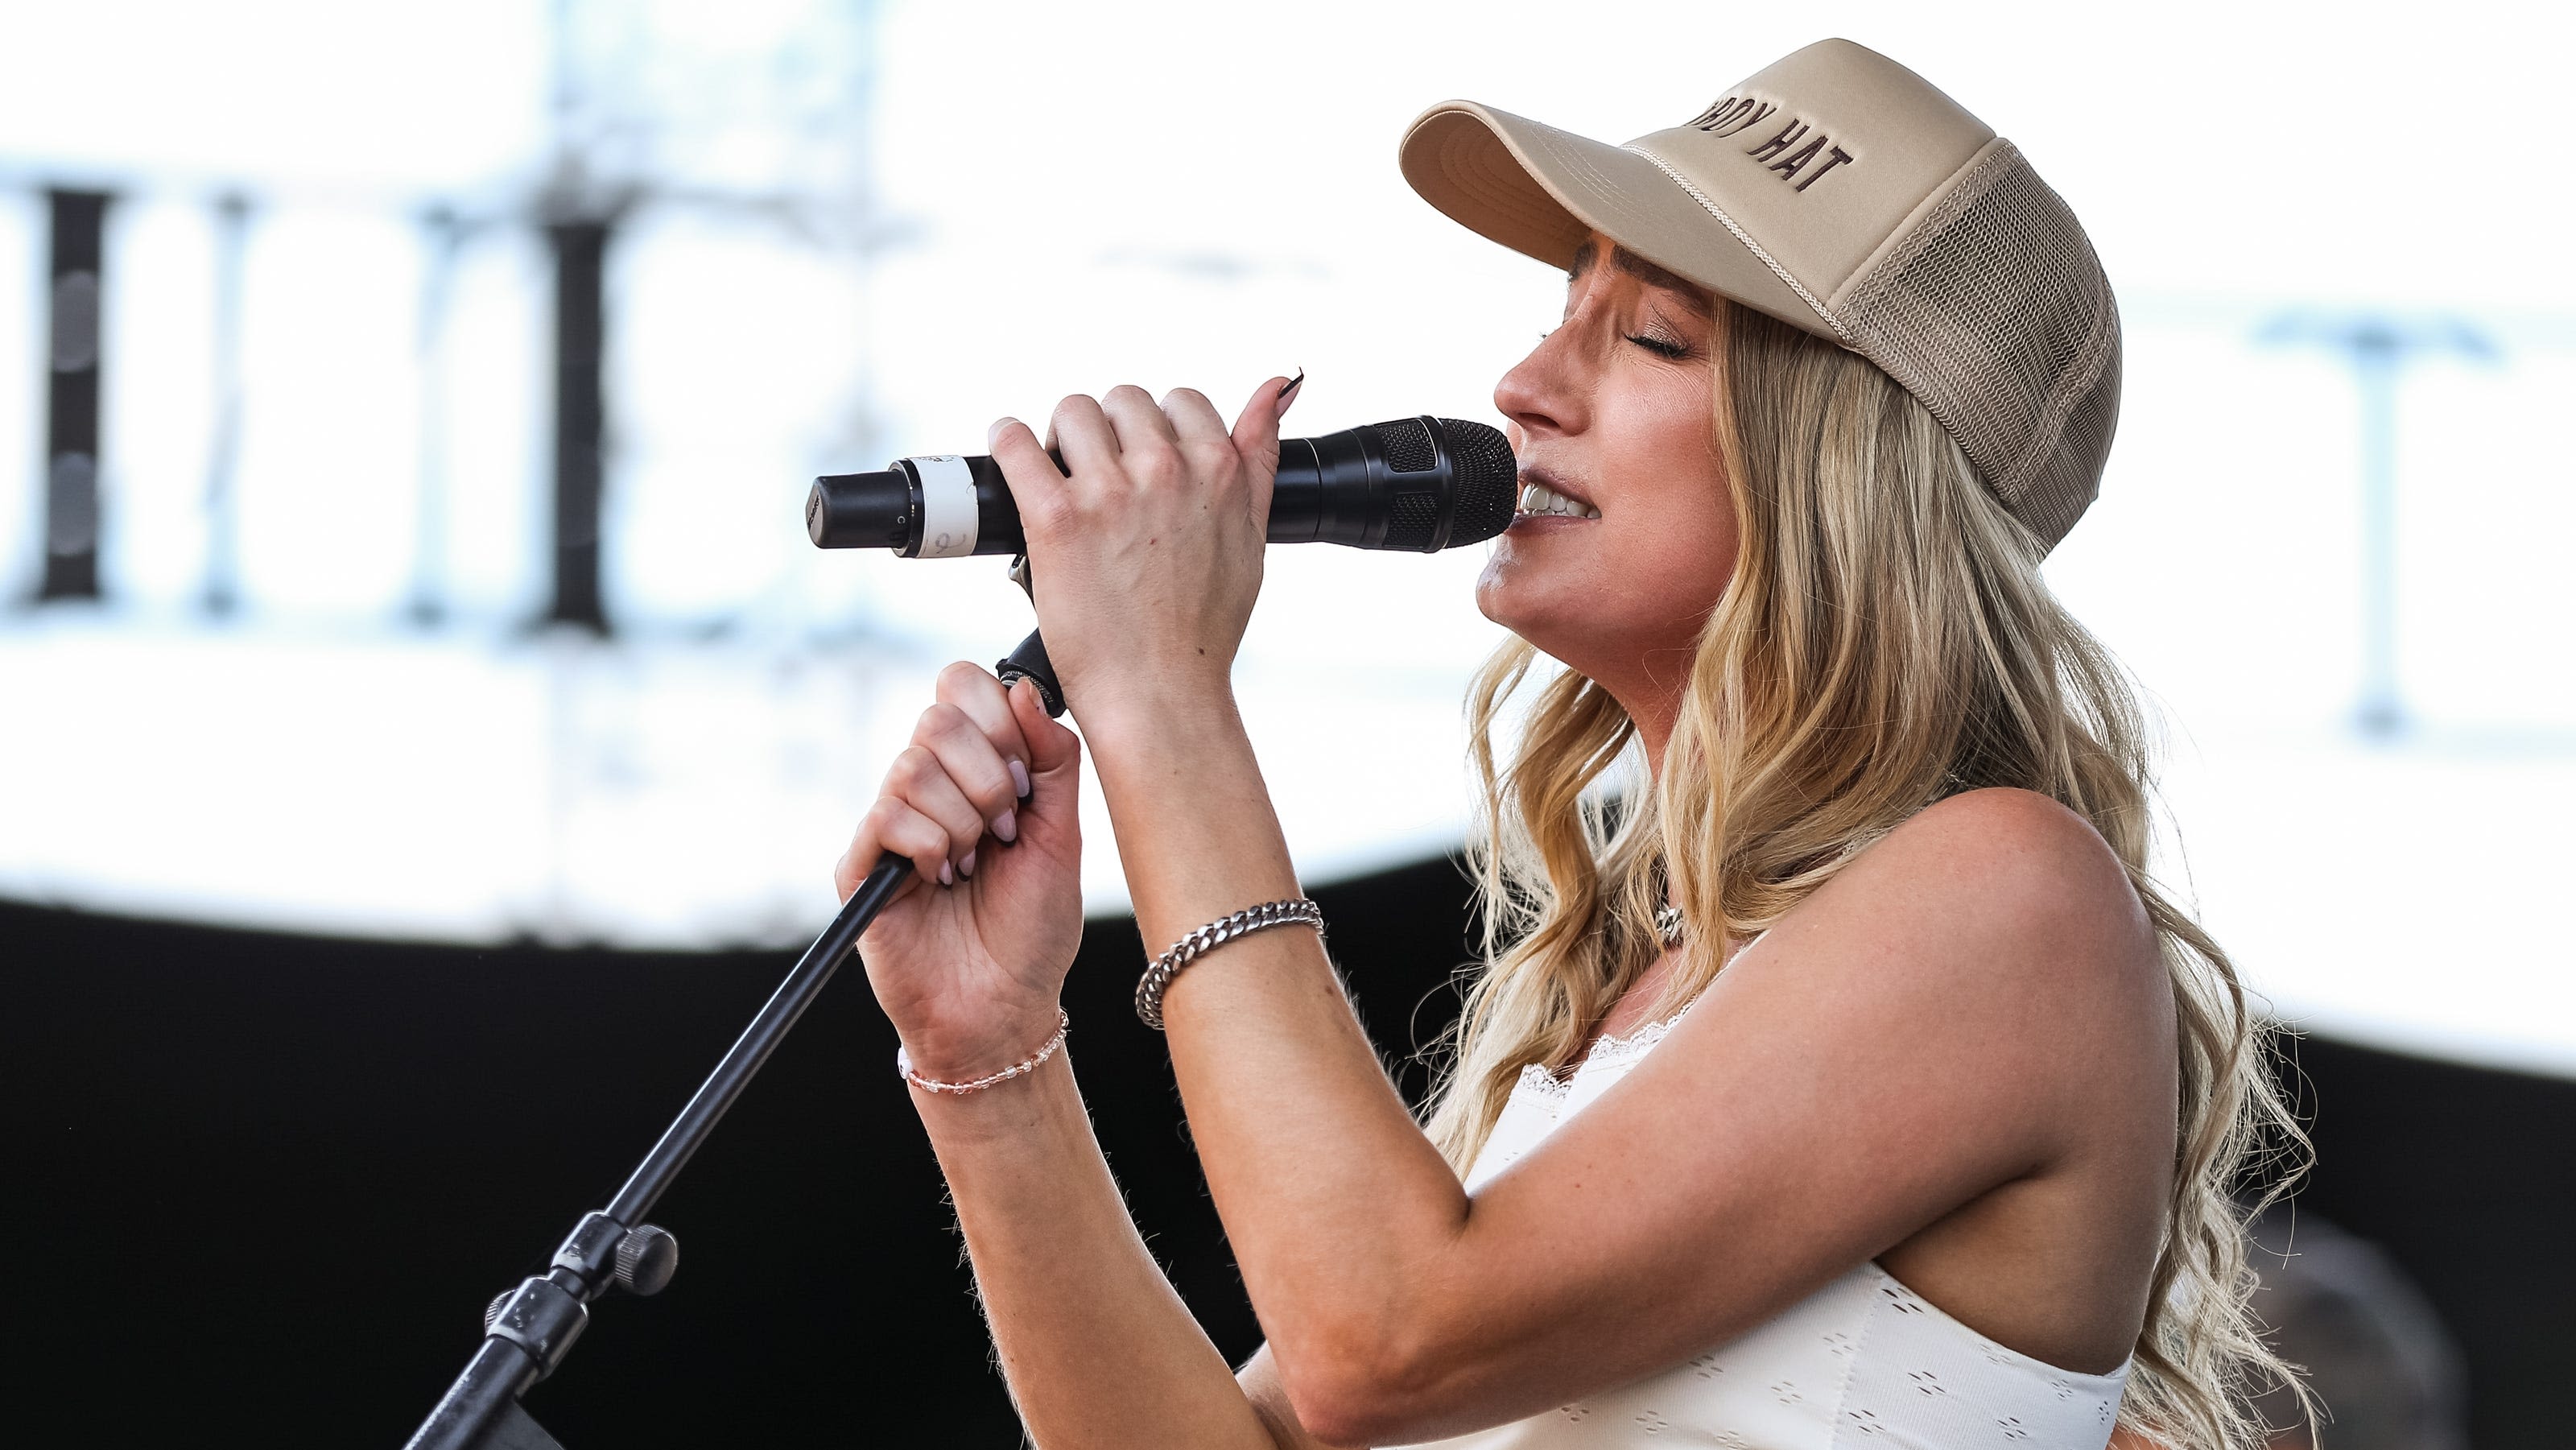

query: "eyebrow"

left=1569, top=241, right=1712, bottom=313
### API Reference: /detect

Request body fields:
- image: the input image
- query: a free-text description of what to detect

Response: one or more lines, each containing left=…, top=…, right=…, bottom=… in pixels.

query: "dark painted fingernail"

left=1277, top=368, right=1304, bottom=402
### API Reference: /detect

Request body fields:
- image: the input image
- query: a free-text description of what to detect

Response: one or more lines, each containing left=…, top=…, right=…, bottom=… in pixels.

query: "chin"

left=1475, top=576, right=1594, bottom=673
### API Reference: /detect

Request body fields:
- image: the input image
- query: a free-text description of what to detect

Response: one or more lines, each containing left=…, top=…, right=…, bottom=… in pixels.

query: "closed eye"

left=1628, top=333, right=1690, bottom=360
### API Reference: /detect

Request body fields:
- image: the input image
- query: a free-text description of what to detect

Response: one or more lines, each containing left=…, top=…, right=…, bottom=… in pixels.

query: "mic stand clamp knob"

left=611, top=1224, right=679, bottom=1297
left=996, top=554, right=1068, bottom=719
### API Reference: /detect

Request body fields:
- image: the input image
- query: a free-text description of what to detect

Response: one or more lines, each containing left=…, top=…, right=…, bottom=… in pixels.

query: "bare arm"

left=993, top=383, right=2176, bottom=1447
left=834, top=665, right=1291, bottom=1450
left=911, top=1051, right=1282, bottom=1450
left=1098, top=720, right=2165, bottom=1443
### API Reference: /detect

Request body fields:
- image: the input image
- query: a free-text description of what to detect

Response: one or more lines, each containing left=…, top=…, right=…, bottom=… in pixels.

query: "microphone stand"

left=406, top=570, right=1063, bottom=1450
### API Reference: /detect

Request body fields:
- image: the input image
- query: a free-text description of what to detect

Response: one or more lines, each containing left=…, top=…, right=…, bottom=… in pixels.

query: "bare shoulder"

left=1892, top=787, right=2143, bottom=919
left=1783, top=787, right=2163, bottom=1017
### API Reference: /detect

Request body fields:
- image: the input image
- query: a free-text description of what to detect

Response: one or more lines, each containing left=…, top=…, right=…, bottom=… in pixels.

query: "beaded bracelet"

left=1135, top=897, right=1325, bottom=1030
left=896, top=1008, right=1070, bottom=1095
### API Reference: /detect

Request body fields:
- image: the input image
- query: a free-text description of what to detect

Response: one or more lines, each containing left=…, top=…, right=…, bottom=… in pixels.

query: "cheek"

left=1604, top=399, right=1736, bottom=593
left=1645, top=474, right=1736, bottom=576
left=1604, top=512, right=1733, bottom=630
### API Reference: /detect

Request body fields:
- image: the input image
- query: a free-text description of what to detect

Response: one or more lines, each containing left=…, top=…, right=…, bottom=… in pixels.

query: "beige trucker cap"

left=1399, top=38, right=2119, bottom=551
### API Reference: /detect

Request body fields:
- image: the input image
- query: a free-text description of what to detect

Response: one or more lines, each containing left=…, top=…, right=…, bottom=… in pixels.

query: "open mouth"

left=1514, top=478, right=1600, bottom=520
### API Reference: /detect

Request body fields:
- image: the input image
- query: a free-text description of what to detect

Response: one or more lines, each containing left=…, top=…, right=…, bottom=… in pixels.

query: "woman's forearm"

left=912, top=1049, right=1278, bottom=1450
left=1080, top=696, right=1474, bottom=1431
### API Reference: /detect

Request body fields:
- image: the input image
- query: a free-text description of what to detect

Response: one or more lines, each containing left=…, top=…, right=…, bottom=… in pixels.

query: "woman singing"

left=832, top=38, right=2303, bottom=1450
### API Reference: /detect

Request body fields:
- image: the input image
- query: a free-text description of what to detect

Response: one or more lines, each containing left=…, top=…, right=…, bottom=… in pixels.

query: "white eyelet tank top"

left=1385, top=1013, right=2131, bottom=1450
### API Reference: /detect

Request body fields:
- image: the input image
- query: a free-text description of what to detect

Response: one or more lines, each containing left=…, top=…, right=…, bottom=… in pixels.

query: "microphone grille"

left=1437, top=419, right=1518, bottom=547
left=1383, top=491, right=1441, bottom=551
left=1364, top=418, right=1439, bottom=474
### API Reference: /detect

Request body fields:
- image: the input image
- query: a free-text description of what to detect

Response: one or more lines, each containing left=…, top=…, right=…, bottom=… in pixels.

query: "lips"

left=1513, top=469, right=1600, bottom=520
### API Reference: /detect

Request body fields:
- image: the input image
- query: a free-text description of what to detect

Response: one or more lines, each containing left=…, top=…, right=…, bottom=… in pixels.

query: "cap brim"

left=1398, top=101, right=1835, bottom=342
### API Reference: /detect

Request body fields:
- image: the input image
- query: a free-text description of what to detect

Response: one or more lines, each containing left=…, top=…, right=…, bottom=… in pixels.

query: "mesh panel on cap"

left=1836, top=143, right=2120, bottom=550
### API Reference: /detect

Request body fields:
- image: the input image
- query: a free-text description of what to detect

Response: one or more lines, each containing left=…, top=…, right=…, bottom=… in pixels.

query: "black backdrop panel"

left=2, top=862, right=2567, bottom=1448
left=0, top=862, right=1476, bottom=1448
left=2273, top=1031, right=2576, bottom=1449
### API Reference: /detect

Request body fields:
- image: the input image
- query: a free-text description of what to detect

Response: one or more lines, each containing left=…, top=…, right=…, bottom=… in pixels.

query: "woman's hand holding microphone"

left=988, top=377, right=1298, bottom=733
left=835, top=377, right=1299, bottom=1086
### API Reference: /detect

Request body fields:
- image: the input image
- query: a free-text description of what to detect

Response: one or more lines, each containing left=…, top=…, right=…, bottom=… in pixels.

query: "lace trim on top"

left=1504, top=935, right=1762, bottom=1107
left=1510, top=1011, right=1686, bottom=1105
left=1512, top=1061, right=1571, bottom=1104
left=1583, top=1013, right=1680, bottom=1072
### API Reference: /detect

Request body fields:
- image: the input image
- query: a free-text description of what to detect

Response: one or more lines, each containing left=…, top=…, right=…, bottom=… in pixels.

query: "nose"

left=1494, top=320, right=1589, bottom=448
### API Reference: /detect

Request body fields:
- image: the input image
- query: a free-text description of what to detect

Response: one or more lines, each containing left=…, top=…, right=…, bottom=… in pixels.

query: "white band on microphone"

left=906, top=455, right=979, bottom=558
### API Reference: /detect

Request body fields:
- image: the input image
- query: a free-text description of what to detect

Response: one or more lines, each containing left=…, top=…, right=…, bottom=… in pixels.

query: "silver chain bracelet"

left=1136, top=897, right=1325, bottom=1030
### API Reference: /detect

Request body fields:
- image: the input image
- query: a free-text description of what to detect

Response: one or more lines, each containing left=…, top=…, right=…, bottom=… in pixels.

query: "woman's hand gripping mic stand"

left=402, top=849, right=926, bottom=1450
left=405, top=405, right=1510, bottom=1448
left=402, top=560, right=1072, bottom=1450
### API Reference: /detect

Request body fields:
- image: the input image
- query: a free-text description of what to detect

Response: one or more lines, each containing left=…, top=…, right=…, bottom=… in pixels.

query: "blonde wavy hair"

left=1422, top=299, right=2309, bottom=1450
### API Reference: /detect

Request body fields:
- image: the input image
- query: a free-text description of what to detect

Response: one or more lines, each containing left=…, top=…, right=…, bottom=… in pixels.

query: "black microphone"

left=805, top=415, right=1518, bottom=557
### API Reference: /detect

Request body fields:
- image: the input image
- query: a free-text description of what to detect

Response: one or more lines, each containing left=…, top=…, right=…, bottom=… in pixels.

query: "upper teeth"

left=1517, top=481, right=1600, bottom=518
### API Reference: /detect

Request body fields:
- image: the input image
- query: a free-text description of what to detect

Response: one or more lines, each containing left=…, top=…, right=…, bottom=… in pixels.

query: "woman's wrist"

left=1071, top=680, right=1247, bottom=766
left=907, top=1041, right=1086, bottom=1147
left=1078, top=697, right=1305, bottom=951
left=894, top=1002, right=1068, bottom=1086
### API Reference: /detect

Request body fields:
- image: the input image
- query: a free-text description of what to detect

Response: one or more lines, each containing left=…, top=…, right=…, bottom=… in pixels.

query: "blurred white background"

left=0, top=0, right=2568, bottom=1072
